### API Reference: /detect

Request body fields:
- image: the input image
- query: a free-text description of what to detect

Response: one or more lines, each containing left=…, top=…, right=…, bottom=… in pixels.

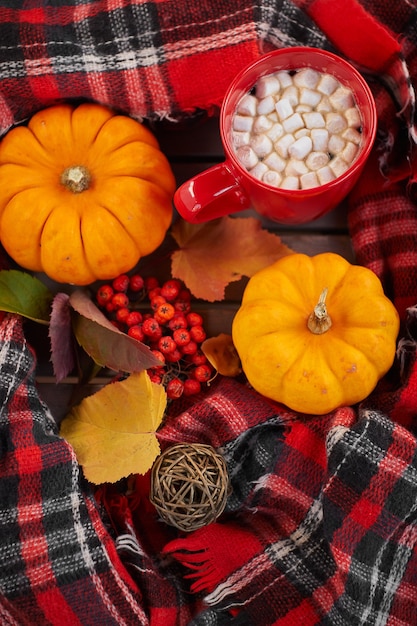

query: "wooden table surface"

left=32, top=114, right=354, bottom=421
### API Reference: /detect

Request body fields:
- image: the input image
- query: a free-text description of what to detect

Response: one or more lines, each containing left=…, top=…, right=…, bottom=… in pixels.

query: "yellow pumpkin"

left=0, top=103, right=176, bottom=285
left=232, top=252, right=400, bottom=415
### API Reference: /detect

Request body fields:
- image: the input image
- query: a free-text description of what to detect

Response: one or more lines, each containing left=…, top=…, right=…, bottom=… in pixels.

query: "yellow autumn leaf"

left=60, top=371, right=166, bottom=484
left=202, top=333, right=242, bottom=377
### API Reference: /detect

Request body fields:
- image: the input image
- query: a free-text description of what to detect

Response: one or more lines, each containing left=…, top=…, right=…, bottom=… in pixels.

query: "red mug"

left=174, top=47, right=377, bottom=225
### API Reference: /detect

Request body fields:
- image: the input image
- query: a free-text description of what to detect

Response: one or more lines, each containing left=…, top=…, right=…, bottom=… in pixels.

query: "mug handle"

left=173, top=161, right=251, bottom=223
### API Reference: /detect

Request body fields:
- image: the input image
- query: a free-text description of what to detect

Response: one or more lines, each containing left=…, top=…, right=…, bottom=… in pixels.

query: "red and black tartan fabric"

left=1, top=1, right=417, bottom=625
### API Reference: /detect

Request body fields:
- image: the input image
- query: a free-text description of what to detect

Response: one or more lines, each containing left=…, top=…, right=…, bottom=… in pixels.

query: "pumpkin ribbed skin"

left=232, top=252, right=400, bottom=415
left=0, top=103, right=176, bottom=285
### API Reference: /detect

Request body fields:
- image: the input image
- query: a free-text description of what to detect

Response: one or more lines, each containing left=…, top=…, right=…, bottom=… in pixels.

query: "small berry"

left=142, top=317, right=162, bottom=340
left=148, top=287, right=162, bottom=300
left=154, top=302, right=175, bottom=323
left=174, top=299, right=191, bottom=314
left=96, top=284, right=114, bottom=307
left=178, top=288, right=191, bottom=302
left=165, top=348, right=182, bottom=363
left=129, top=273, right=145, bottom=292
left=126, top=311, right=143, bottom=327
left=173, top=328, right=191, bottom=347
left=180, top=340, right=198, bottom=356
left=160, top=279, right=182, bottom=301
left=144, top=277, right=160, bottom=292
left=158, top=335, right=177, bottom=354
left=105, top=301, right=117, bottom=313
left=183, top=378, right=202, bottom=396
left=166, top=377, right=184, bottom=399
left=193, top=364, right=213, bottom=382
left=112, top=274, right=130, bottom=293
left=150, top=295, right=167, bottom=311
left=189, top=351, right=207, bottom=366
left=111, top=292, right=129, bottom=309
left=150, top=350, right=166, bottom=365
left=186, top=312, right=203, bottom=327
left=127, top=325, right=144, bottom=342
left=148, top=370, right=163, bottom=384
left=116, top=306, right=131, bottom=324
left=189, top=325, right=206, bottom=343
left=168, top=314, right=188, bottom=331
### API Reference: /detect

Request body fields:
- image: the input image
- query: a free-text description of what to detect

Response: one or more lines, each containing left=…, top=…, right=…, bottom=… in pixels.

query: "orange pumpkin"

left=0, top=103, right=176, bottom=285
left=232, top=252, right=400, bottom=415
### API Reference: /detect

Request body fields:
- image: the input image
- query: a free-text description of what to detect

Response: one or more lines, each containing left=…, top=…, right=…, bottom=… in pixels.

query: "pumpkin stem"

left=61, top=165, right=91, bottom=193
left=307, top=288, right=332, bottom=334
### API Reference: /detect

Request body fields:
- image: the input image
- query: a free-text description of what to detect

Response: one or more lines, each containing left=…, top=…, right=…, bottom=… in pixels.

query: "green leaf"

left=0, top=270, right=53, bottom=323
left=69, top=289, right=162, bottom=373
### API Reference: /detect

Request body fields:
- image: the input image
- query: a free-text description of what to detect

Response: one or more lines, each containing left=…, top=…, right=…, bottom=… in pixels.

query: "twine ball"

left=150, top=443, right=230, bottom=532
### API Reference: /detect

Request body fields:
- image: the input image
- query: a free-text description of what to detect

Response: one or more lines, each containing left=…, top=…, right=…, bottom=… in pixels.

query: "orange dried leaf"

left=60, top=371, right=166, bottom=484
left=171, top=216, right=293, bottom=301
left=202, top=333, right=242, bottom=377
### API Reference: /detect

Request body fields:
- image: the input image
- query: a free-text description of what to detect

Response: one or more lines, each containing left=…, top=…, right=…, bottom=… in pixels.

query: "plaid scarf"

left=1, top=1, right=417, bottom=625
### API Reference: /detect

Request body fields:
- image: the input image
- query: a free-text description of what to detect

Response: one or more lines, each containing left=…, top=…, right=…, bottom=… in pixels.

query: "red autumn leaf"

left=69, top=289, right=162, bottom=373
left=170, top=216, right=293, bottom=301
left=49, top=292, right=75, bottom=383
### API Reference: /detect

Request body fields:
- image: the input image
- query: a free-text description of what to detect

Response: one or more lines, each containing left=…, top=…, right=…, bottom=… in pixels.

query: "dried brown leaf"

left=171, top=216, right=293, bottom=301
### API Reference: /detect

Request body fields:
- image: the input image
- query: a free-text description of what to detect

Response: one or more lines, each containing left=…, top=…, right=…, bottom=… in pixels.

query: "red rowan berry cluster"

left=95, top=273, right=214, bottom=400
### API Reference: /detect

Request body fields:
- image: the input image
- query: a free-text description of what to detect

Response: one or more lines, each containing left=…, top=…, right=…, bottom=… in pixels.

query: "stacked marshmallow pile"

left=232, top=68, right=363, bottom=190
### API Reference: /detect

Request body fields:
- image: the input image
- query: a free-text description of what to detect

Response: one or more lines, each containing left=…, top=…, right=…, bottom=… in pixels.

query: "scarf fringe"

left=164, top=523, right=263, bottom=595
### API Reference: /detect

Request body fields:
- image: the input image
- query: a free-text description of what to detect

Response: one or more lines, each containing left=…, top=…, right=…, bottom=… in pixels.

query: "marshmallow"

left=316, top=73, right=339, bottom=96
left=281, top=85, right=299, bottom=107
left=249, top=162, right=269, bottom=180
left=233, top=114, right=254, bottom=132
left=342, top=127, right=362, bottom=145
left=276, top=70, right=293, bottom=88
left=289, top=135, right=313, bottom=160
left=341, top=141, right=359, bottom=164
left=328, top=134, right=345, bottom=155
left=295, top=104, right=312, bottom=114
left=236, top=145, right=258, bottom=169
left=299, top=88, right=322, bottom=108
left=253, top=115, right=273, bottom=133
left=282, top=113, right=304, bottom=134
left=317, top=165, right=336, bottom=185
left=266, top=122, right=284, bottom=142
left=300, top=171, right=320, bottom=189
left=275, top=98, right=294, bottom=121
left=275, top=134, right=295, bottom=158
left=232, top=130, right=250, bottom=148
left=326, top=112, right=347, bottom=134
left=316, top=96, right=332, bottom=113
left=294, top=128, right=310, bottom=139
left=329, top=155, right=349, bottom=177
left=293, top=68, right=320, bottom=89
left=257, top=95, right=276, bottom=115
left=237, top=94, right=257, bottom=116
left=263, top=170, right=283, bottom=187
left=345, top=107, right=362, bottom=128
left=250, top=134, right=273, bottom=158
left=311, top=128, right=329, bottom=151
left=256, top=74, right=281, bottom=99
left=264, top=151, right=286, bottom=172
left=303, top=111, right=326, bottom=129
left=281, top=176, right=300, bottom=189
left=285, top=158, right=309, bottom=176
left=329, top=86, right=355, bottom=111
left=306, top=151, right=330, bottom=171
